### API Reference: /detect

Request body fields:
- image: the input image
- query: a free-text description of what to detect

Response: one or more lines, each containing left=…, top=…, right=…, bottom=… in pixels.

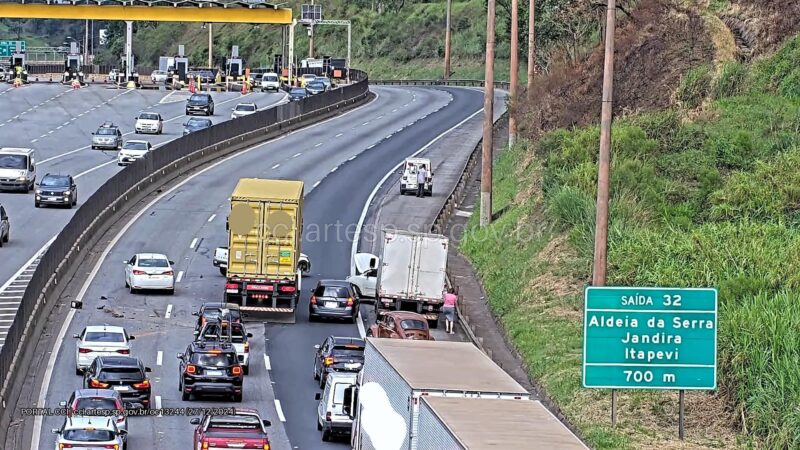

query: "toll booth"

left=118, top=54, right=139, bottom=84
left=168, top=45, right=189, bottom=85
left=10, top=42, right=27, bottom=83
left=225, top=45, right=243, bottom=80
left=62, top=42, right=84, bottom=85
left=272, top=54, right=283, bottom=75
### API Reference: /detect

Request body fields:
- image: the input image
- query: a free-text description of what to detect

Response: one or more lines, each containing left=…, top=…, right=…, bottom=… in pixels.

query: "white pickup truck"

left=213, top=246, right=311, bottom=277
left=399, top=157, right=433, bottom=196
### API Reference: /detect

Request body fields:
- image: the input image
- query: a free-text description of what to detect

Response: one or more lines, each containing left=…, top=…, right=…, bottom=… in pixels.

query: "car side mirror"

left=314, top=344, right=320, bottom=349
left=191, top=312, right=198, bottom=316
left=51, top=429, right=60, bottom=434
left=118, top=429, right=128, bottom=436
left=189, top=418, right=201, bottom=425
left=73, top=334, right=80, bottom=339
left=59, top=401, right=67, bottom=407
left=145, top=367, right=152, bottom=372
left=128, top=335, right=135, bottom=340
left=176, top=353, right=183, bottom=359
left=262, top=419, right=272, bottom=427
left=247, top=333, right=253, bottom=338
left=310, top=288, right=315, bottom=293
left=315, top=393, right=321, bottom=401
left=169, top=260, right=175, bottom=265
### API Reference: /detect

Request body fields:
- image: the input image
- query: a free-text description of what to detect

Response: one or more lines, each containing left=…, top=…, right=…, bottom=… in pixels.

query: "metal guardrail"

left=0, top=70, right=370, bottom=416
left=370, top=79, right=510, bottom=90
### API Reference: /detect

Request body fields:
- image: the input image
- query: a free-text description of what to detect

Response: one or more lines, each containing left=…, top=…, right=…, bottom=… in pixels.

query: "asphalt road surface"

left=24, top=85, right=486, bottom=450
left=0, top=84, right=288, bottom=349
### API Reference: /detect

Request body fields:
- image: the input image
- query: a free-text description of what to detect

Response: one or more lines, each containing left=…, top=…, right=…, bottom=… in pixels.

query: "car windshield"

left=139, top=113, right=159, bottom=120
left=187, top=119, right=210, bottom=128
left=96, top=128, right=116, bottom=135
left=317, top=78, right=330, bottom=83
left=291, top=89, right=306, bottom=95
left=138, top=258, right=168, bottom=267
left=189, top=94, right=208, bottom=102
left=316, top=286, right=350, bottom=297
left=84, top=331, right=125, bottom=343
left=309, top=82, right=324, bottom=88
left=40, top=176, right=69, bottom=187
left=98, top=367, right=143, bottom=381
left=0, top=154, right=27, bottom=169
left=235, top=104, right=256, bottom=111
left=333, top=383, right=349, bottom=405
left=332, top=346, right=364, bottom=358
left=208, top=415, right=261, bottom=430
left=191, top=352, right=236, bottom=366
left=74, top=397, right=119, bottom=412
left=203, top=308, right=241, bottom=322
left=123, top=142, right=148, bottom=151
left=62, top=429, right=115, bottom=441
left=399, top=319, right=427, bottom=330
left=263, top=75, right=278, bottom=81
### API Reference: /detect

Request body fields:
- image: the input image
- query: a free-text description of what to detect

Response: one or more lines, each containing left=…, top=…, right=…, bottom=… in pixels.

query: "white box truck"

left=344, top=338, right=532, bottom=450
left=348, top=230, right=448, bottom=326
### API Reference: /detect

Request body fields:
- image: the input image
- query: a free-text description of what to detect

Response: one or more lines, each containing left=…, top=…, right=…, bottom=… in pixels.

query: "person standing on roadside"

left=442, top=288, right=458, bottom=334
left=416, top=165, right=428, bottom=197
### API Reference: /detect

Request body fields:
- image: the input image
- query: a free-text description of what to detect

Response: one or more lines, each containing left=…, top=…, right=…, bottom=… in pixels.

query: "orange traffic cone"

left=72, top=79, right=81, bottom=89
left=188, top=79, right=196, bottom=93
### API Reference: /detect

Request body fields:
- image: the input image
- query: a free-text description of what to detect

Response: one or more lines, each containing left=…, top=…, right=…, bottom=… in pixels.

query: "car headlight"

left=17, top=176, right=26, bottom=181
left=64, top=192, right=71, bottom=196
left=36, top=189, right=42, bottom=194
left=64, top=71, right=69, bottom=76
left=78, top=72, right=84, bottom=77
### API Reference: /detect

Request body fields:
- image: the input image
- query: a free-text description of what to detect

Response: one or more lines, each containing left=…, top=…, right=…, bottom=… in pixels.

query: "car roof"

left=201, top=302, right=240, bottom=310
left=73, top=389, right=122, bottom=399
left=189, top=341, right=236, bottom=353
left=236, top=102, right=256, bottom=107
left=135, top=252, right=167, bottom=259
left=0, top=147, right=34, bottom=155
left=318, top=279, right=351, bottom=287
left=386, top=311, right=429, bottom=321
left=124, top=140, right=150, bottom=145
left=84, top=325, right=125, bottom=334
left=138, top=111, right=160, bottom=116
left=96, top=356, right=141, bottom=367
left=327, top=371, right=358, bottom=382
left=331, top=336, right=366, bottom=347
left=406, top=157, right=431, bottom=164
left=64, top=416, right=115, bottom=430
left=42, top=173, right=70, bottom=179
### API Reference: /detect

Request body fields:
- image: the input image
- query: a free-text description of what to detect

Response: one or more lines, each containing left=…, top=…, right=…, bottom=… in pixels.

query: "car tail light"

left=325, top=411, right=332, bottom=422
left=243, top=342, right=250, bottom=352
left=103, top=445, right=119, bottom=450
left=324, top=357, right=334, bottom=366
left=225, top=283, right=238, bottom=290
left=186, top=364, right=197, bottom=374
left=133, top=379, right=150, bottom=389
left=116, top=349, right=129, bottom=354
left=209, top=349, right=222, bottom=354
left=132, top=269, right=146, bottom=275
left=232, top=365, right=242, bottom=376
left=346, top=297, right=354, bottom=306
left=78, top=347, right=92, bottom=353
left=279, top=286, right=295, bottom=292
left=263, top=444, right=270, bottom=450
left=162, top=270, right=174, bottom=276
left=310, top=295, right=317, bottom=305
left=88, top=379, right=109, bottom=388
left=202, top=441, right=209, bottom=450
left=59, top=444, right=73, bottom=449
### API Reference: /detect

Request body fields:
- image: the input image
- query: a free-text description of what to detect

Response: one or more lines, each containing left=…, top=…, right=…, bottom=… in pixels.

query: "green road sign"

left=0, top=40, right=26, bottom=57
left=583, top=287, right=717, bottom=390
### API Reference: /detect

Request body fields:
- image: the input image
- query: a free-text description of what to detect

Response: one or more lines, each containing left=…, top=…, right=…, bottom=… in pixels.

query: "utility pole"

left=208, top=23, right=213, bottom=68
left=84, top=19, right=89, bottom=65
left=480, top=0, right=496, bottom=228
left=508, top=0, right=519, bottom=147
left=309, top=0, right=315, bottom=58
left=592, top=0, right=618, bottom=425
left=443, top=0, right=452, bottom=80
left=527, top=0, right=536, bottom=102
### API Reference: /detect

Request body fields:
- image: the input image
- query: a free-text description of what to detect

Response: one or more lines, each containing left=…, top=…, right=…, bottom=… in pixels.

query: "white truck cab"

left=399, top=157, right=433, bottom=196
left=346, top=253, right=379, bottom=298
left=0, top=147, right=35, bottom=192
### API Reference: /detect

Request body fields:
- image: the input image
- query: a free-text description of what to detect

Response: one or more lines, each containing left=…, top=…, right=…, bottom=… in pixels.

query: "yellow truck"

left=220, top=178, right=304, bottom=322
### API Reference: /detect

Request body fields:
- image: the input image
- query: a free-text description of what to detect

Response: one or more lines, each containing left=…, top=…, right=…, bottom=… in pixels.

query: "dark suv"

left=35, top=174, right=77, bottom=208
left=313, top=336, right=365, bottom=388
left=178, top=341, right=243, bottom=401
left=186, top=93, right=215, bottom=116
left=83, top=356, right=152, bottom=409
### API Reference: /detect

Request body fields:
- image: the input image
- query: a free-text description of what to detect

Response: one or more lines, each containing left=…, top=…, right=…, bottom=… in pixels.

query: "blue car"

left=289, top=87, right=308, bottom=102
left=183, top=117, right=213, bottom=135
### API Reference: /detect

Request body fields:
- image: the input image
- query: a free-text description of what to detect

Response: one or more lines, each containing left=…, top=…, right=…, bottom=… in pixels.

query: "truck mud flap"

left=239, top=306, right=297, bottom=324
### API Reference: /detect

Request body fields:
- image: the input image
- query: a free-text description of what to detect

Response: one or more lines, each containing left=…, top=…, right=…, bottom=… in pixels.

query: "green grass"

left=461, top=32, right=800, bottom=450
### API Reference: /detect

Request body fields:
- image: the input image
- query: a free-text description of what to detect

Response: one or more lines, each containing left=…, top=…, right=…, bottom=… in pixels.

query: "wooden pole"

left=480, top=0, right=496, bottom=227
left=509, top=0, right=519, bottom=147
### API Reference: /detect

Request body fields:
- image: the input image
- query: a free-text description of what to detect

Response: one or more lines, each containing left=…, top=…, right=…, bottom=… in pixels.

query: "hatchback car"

left=231, top=102, right=257, bottom=119
left=117, top=140, right=153, bottom=166
left=306, top=81, right=327, bottom=95
left=91, top=122, right=123, bottom=150
left=0, top=204, right=9, bottom=247
left=83, top=356, right=152, bottom=409
left=288, top=87, right=308, bottom=102
left=74, top=325, right=135, bottom=375
left=124, top=253, right=175, bottom=294
left=59, top=389, right=128, bottom=437
left=178, top=341, right=244, bottom=401
left=313, top=336, right=365, bottom=388
left=134, top=111, right=163, bottom=134
left=186, top=93, right=215, bottom=116
left=309, top=280, right=359, bottom=323
left=183, top=117, right=212, bottom=135
left=34, top=173, right=77, bottom=208
left=367, top=311, right=434, bottom=340
left=52, top=417, right=127, bottom=450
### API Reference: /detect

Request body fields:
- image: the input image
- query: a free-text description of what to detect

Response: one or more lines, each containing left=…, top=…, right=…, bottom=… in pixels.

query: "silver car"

left=91, top=123, right=123, bottom=150
left=52, top=416, right=126, bottom=450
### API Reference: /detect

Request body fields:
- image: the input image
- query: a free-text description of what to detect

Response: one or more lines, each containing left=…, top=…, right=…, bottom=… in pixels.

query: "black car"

left=313, top=336, right=365, bottom=388
left=192, top=302, right=242, bottom=337
left=186, top=93, right=215, bottom=116
left=306, top=81, right=326, bottom=95
left=83, top=356, right=152, bottom=409
left=183, top=117, right=213, bottom=135
left=178, top=341, right=243, bottom=401
left=288, top=87, right=308, bottom=102
left=35, top=174, right=77, bottom=208
left=309, top=280, right=359, bottom=323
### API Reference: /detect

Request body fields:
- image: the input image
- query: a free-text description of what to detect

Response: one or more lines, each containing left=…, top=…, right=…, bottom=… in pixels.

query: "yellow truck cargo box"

left=227, top=178, right=303, bottom=280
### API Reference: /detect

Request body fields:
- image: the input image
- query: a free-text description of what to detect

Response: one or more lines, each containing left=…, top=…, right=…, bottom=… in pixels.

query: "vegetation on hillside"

left=462, top=29, right=800, bottom=450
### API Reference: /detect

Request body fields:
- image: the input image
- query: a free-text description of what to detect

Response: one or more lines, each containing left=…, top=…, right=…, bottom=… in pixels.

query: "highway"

left=0, top=84, right=288, bottom=349
left=20, top=84, right=486, bottom=449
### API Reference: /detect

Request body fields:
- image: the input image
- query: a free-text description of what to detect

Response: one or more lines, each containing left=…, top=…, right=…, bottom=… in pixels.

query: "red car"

left=191, top=408, right=272, bottom=449
left=367, top=311, right=434, bottom=340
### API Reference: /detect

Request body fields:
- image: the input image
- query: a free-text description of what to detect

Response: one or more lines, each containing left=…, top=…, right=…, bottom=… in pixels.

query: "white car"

left=231, top=102, right=257, bottom=119
left=124, top=253, right=175, bottom=294
left=134, top=112, right=163, bottom=134
left=260, top=72, right=280, bottom=92
left=300, top=73, right=318, bottom=87
left=346, top=253, right=378, bottom=298
left=52, top=416, right=127, bottom=450
left=150, top=70, right=167, bottom=83
left=117, top=140, right=153, bottom=166
left=74, top=325, right=135, bottom=375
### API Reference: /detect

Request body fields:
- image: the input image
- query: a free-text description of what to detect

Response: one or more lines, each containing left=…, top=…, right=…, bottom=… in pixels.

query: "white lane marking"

left=75, top=160, right=115, bottom=179
left=367, top=144, right=375, bottom=149
left=386, top=134, right=393, bottom=139
left=274, top=399, right=286, bottom=422
left=165, top=304, right=173, bottom=319
left=189, top=238, right=198, bottom=249
left=335, top=133, right=343, bottom=138
left=264, top=354, right=271, bottom=371
left=356, top=311, right=366, bottom=338
left=391, top=109, right=398, bottom=112
left=330, top=166, right=338, bottom=173
left=314, top=143, right=322, bottom=147
left=31, top=138, right=38, bottom=143
left=62, top=121, right=70, bottom=126
left=155, top=395, right=162, bottom=416
left=56, top=125, right=63, bottom=130
left=157, top=351, right=163, bottom=366
left=292, top=152, right=302, bottom=158
left=313, top=181, right=321, bottom=188
left=272, top=163, right=280, bottom=169
left=349, top=155, right=357, bottom=161
left=176, top=271, right=185, bottom=283
left=362, top=122, right=369, bottom=126
left=30, top=90, right=379, bottom=448
left=207, top=214, right=216, bottom=222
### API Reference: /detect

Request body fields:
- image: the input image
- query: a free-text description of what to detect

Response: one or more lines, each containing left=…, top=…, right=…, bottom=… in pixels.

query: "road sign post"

left=583, top=287, right=717, bottom=438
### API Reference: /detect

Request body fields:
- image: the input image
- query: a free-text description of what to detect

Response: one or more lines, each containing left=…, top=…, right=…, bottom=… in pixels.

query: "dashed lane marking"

left=165, top=304, right=173, bottom=319
left=274, top=400, right=286, bottom=422
left=207, top=214, right=216, bottom=222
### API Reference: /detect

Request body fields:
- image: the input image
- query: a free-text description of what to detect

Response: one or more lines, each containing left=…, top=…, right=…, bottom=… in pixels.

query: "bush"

left=714, top=61, right=748, bottom=98
left=676, top=65, right=713, bottom=108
